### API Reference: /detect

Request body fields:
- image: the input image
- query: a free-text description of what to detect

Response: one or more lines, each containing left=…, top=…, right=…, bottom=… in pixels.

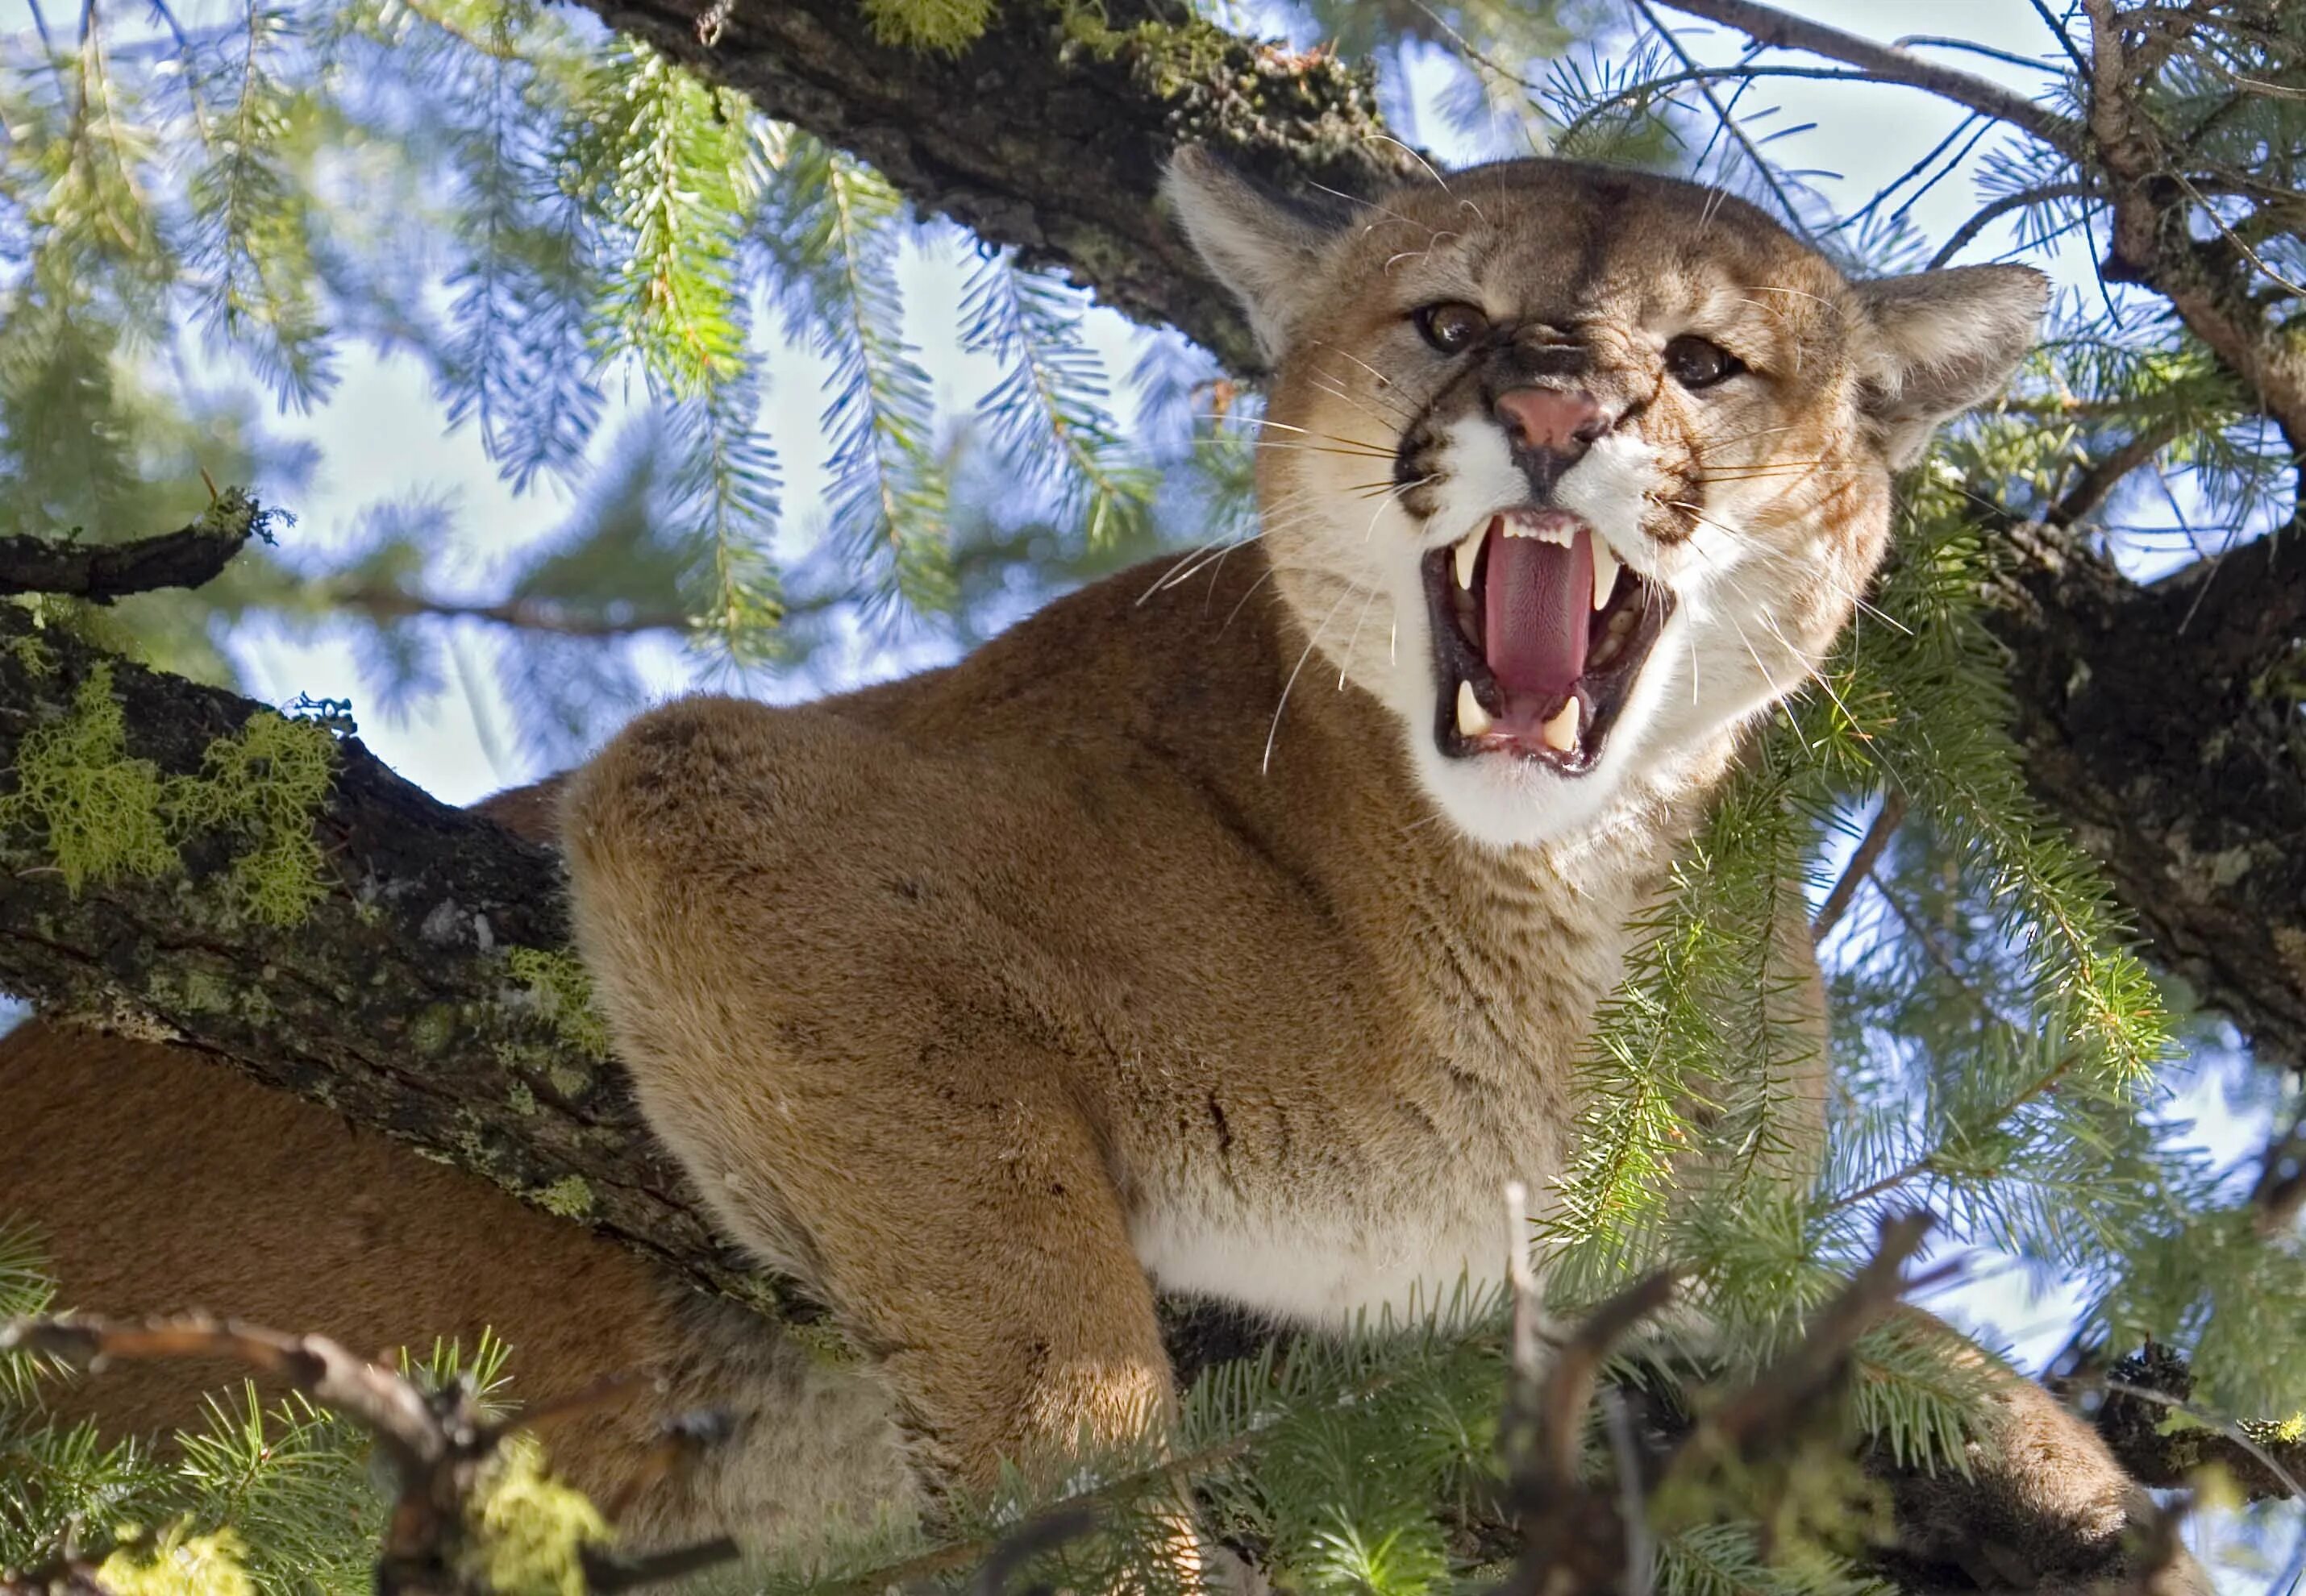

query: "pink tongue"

left=1482, top=519, right=1592, bottom=700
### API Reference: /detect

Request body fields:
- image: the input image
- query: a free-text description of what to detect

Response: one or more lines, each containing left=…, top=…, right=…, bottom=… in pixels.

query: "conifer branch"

left=325, top=587, right=695, bottom=638
left=557, top=0, right=1419, bottom=373
left=2075, top=0, right=2306, bottom=451
left=0, top=1311, right=740, bottom=1594
left=0, top=492, right=268, bottom=604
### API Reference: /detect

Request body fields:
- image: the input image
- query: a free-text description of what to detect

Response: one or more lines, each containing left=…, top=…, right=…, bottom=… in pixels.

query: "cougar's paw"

left=1879, top=1374, right=2212, bottom=1596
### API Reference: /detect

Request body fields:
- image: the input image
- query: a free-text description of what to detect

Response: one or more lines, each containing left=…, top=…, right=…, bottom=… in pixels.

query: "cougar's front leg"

left=558, top=697, right=1176, bottom=1498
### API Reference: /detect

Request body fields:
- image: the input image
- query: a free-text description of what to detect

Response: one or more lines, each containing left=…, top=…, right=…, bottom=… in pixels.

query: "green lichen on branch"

left=0, top=662, right=181, bottom=892
left=503, top=946, right=614, bottom=1062
left=533, top=1175, right=597, bottom=1220
left=0, top=659, right=339, bottom=921
left=862, top=0, right=994, bottom=52
left=94, top=1527, right=257, bottom=1596
left=175, top=709, right=339, bottom=925
left=462, top=1435, right=611, bottom=1596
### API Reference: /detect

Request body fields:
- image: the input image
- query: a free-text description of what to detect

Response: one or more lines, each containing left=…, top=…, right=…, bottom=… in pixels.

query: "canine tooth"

left=1456, top=680, right=1492, bottom=738
left=1591, top=538, right=1620, bottom=611
left=1540, top=699, right=1580, bottom=753
left=1455, top=529, right=1481, bottom=591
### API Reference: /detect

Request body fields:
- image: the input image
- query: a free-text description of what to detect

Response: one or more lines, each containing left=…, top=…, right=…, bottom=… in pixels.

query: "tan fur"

left=0, top=1019, right=914, bottom=1552
left=555, top=156, right=1986, bottom=1491
left=2, top=155, right=2199, bottom=1590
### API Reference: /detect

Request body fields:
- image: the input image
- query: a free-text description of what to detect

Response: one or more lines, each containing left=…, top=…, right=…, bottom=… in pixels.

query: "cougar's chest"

left=1126, top=878, right=1625, bottom=1329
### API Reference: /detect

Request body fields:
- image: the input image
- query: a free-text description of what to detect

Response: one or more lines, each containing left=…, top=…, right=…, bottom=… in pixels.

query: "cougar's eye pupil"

left=1415, top=301, right=1488, bottom=354
left=1665, top=335, right=1742, bottom=389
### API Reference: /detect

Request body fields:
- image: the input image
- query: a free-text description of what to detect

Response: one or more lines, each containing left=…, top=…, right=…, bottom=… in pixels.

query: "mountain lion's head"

left=1165, top=151, right=2046, bottom=848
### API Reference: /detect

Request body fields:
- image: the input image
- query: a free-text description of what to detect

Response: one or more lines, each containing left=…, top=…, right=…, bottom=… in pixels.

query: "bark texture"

left=1991, top=521, right=2306, bottom=1066
left=587, top=0, right=1413, bottom=373
left=0, top=604, right=793, bottom=1318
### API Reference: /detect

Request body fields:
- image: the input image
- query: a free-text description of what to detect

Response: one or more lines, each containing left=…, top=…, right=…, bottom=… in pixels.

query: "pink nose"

left=1493, top=388, right=1605, bottom=455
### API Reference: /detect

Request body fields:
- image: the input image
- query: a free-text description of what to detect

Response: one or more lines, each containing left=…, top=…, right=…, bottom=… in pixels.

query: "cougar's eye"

left=1663, top=335, right=1743, bottom=389
left=1413, top=301, right=1490, bottom=355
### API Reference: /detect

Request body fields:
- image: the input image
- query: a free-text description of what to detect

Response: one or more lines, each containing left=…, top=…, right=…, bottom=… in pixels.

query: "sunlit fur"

left=1169, top=156, right=2044, bottom=849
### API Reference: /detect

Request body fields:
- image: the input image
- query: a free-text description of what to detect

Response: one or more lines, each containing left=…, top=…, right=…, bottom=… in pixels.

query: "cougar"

left=2, top=152, right=2204, bottom=1592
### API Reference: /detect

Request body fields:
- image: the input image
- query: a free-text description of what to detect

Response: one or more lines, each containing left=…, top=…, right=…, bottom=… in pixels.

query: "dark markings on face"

left=1392, top=363, right=1487, bottom=522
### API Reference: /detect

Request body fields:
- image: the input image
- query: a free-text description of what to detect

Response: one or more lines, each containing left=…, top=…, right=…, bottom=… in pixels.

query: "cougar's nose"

left=1493, top=388, right=1607, bottom=494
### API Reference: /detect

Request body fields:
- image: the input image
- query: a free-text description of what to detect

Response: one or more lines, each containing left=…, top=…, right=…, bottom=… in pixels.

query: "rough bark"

left=0, top=603, right=797, bottom=1320
left=0, top=492, right=268, bottom=604
left=586, top=0, right=1414, bottom=374
left=1990, top=522, right=2306, bottom=1066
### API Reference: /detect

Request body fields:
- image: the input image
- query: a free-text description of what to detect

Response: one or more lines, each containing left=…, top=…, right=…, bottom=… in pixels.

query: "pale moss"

left=408, top=1003, right=460, bottom=1056
left=5, top=630, right=56, bottom=678
left=180, top=967, right=235, bottom=1013
left=0, top=662, right=180, bottom=891
left=861, top=0, right=993, bottom=52
left=508, top=1080, right=539, bottom=1116
left=96, top=1526, right=256, bottom=1596
left=505, top=946, right=613, bottom=1062
left=535, top=1175, right=595, bottom=1219
left=0, top=663, right=337, bottom=921
left=461, top=1433, right=612, bottom=1596
left=173, top=709, right=338, bottom=926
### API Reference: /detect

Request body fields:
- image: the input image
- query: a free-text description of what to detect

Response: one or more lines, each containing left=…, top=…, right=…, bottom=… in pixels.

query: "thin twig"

left=1812, top=790, right=1905, bottom=943
left=1631, top=0, right=1814, bottom=239
left=0, top=1313, right=739, bottom=1594
left=2045, top=415, right=2187, bottom=529
left=1927, top=181, right=2096, bottom=269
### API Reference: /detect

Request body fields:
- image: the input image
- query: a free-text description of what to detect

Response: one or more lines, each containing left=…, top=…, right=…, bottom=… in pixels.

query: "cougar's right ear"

left=1163, top=147, right=1337, bottom=363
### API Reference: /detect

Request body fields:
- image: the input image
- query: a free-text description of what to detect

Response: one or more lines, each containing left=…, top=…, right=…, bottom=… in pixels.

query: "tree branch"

left=2, top=1311, right=740, bottom=1594
left=1812, top=789, right=1904, bottom=943
left=2076, top=0, right=2306, bottom=451
left=561, top=0, right=1418, bottom=375
left=0, top=489, right=269, bottom=604
left=1987, top=518, right=2306, bottom=1067
left=1644, top=0, right=2086, bottom=152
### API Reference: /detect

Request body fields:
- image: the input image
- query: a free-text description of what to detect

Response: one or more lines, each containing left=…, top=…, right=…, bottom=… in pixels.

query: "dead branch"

left=0, top=491, right=268, bottom=605
left=0, top=1312, right=738, bottom=1596
left=2091, top=1340, right=2306, bottom=1502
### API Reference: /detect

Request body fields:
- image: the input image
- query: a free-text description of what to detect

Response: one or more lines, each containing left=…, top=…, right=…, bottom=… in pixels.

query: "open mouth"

left=1421, top=509, right=1673, bottom=773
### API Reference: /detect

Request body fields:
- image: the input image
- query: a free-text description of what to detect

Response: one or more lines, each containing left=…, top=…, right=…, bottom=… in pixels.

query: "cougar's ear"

left=1854, top=264, right=2050, bottom=468
left=1163, top=147, right=1339, bottom=363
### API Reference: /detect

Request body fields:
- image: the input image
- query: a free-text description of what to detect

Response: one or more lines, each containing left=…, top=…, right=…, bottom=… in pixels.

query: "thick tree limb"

left=1988, top=520, right=2306, bottom=1066
left=0, top=491, right=268, bottom=604
left=571, top=0, right=1417, bottom=374
left=0, top=603, right=786, bottom=1319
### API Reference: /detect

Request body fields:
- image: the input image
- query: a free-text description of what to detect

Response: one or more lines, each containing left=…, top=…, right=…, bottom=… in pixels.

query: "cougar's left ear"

left=1163, top=147, right=1339, bottom=363
left=1854, top=264, right=2050, bottom=468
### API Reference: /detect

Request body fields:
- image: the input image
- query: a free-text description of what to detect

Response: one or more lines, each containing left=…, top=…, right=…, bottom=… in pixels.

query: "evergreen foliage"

left=3, top=0, right=2304, bottom=1588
